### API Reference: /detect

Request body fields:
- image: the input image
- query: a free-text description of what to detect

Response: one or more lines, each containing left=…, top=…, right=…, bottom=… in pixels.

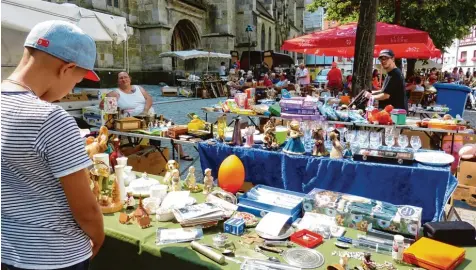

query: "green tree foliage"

left=307, top=0, right=476, bottom=50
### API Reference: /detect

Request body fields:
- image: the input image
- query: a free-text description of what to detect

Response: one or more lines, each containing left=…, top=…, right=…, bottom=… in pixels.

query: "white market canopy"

left=159, top=50, right=232, bottom=60
left=1, top=0, right=133, bottom=44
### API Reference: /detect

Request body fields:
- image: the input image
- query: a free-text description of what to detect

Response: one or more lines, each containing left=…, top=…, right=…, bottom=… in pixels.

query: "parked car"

left=313, top=68, right=330, bottom=87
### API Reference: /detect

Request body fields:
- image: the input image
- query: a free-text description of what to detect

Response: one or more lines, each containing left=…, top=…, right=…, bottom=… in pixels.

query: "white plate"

left=414, top=152, right=455, bottom=166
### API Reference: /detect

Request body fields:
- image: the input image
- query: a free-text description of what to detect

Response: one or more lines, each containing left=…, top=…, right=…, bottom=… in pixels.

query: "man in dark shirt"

left=365, top=49, right=408, bottom=111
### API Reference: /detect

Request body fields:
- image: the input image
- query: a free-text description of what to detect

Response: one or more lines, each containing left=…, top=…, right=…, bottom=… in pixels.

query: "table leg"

left=205, top=112, right=208, bottom=122
left=450, top=133, right=455, bottom=154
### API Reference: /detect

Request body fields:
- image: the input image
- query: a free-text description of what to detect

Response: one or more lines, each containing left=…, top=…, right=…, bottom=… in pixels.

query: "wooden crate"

left=162, top=86, right=178, bottom=97
left=453, top=184, right=476, bottom=207
left=167, top=125, right=188, bottom=138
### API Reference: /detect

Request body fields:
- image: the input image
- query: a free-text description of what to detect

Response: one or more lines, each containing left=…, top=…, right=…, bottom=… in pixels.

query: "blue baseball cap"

left=24, top=20, right=99, bottom=81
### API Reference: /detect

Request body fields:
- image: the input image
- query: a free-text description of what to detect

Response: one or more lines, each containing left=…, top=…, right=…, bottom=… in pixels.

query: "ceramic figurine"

left=109, top=137, right=123, bottom=172
left=313, top=128, right=329, bottom=156
left=244, top=126, right=255, bottom=148
left=163, top=160, right=179, bottom=187
left=171, top=169, right=181, bottom=191
left=343, top=142, right=353, bottom=158
left=282, top=120, right=305, bottom=155
left=185, top=166, right=197, bottom=190
left=125, top=192, right=136, bottom=210
left=203, top=168, right=214, bottom=194
left=263, top=118, right=279, bottom=150
left=230, top=117, right=243, bottom=146
left=329, top=132, right=344, bottom=159
left=132, top=196, right=151, bottom=229
left=361, top=253, right=376, bottom=270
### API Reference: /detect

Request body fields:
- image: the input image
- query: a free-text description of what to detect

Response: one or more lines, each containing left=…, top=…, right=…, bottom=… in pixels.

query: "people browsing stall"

left=327, top=62, right=343, bottom=96
left=103, top=72, right=154, bottom=117
left=365, top=49, right=407, bottom=111
left=219, top=62, right=227, bottom=77
left=297, top=63, right=310, bottom=86
left=1, top=21, right=104, bottom=269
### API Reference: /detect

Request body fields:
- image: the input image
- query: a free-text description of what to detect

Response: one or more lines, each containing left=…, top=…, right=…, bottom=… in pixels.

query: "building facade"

left=45, top=0, right=304, bottom=86
left=443, top=26, right=476, bottom=73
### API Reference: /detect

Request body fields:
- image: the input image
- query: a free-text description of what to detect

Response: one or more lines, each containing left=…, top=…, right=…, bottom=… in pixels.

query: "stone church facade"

left=47, top=0, right=304, bottom=86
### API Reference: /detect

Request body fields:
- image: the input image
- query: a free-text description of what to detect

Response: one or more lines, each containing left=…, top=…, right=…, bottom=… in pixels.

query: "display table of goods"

left=91, top=173, right=476, bottom=270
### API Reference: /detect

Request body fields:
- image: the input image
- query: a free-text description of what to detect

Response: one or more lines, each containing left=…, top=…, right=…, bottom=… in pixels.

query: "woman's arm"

left=139, top=87, right=153, bottom=114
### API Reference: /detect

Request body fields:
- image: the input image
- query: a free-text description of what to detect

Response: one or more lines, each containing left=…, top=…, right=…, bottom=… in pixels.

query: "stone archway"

left=171, top=19, right=201, bottom=70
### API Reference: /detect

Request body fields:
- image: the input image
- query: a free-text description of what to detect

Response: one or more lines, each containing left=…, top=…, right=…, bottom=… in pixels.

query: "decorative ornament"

left=218, top=155, right=245, bottom=194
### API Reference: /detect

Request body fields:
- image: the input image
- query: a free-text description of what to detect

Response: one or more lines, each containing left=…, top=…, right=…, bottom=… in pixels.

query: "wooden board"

left=209, top=83, right=218, bottom=98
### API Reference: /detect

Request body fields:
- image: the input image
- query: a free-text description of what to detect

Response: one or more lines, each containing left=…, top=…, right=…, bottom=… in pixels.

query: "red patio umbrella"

left=282, top=22, right=441, bottom=59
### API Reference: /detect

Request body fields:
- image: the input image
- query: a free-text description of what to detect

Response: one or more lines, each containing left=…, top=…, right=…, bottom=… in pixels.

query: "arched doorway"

left=171, top=19, right=200, bottom=70
left=261, top=25, right=266, bottom=51
left=268, top=27, right=272, bottom=50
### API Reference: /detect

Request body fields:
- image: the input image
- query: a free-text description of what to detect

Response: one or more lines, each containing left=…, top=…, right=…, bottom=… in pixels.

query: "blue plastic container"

left=433, top=83, right=471, bottom=117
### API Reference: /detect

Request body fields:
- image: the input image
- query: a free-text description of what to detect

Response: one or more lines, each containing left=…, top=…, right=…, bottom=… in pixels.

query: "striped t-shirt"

left=1, top=90, right=93, bottom=269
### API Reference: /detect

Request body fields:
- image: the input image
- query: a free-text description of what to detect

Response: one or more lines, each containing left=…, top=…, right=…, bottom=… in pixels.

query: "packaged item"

left=156, top=228, right=203, bottom=245
left=403, top=237, right=465, bottom=270
left=302, top=188, right=422, bottom=237
left=224, top=218, right=245, bottom=236
left=423, top=221, right=476, bottom=246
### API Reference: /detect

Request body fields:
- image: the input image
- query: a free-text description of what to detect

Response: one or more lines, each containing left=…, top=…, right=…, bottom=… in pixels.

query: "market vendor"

left=274, top=72, right=289, bottom=92
left=102, top=71, right=154, bottom=117
left=263, top=73, right=273, bottom=87
left=365, top=49, right=408, bottom=111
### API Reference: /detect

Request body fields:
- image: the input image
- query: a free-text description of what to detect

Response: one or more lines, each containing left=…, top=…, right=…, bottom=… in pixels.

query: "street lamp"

left=246, top=25, right=253, bottom=71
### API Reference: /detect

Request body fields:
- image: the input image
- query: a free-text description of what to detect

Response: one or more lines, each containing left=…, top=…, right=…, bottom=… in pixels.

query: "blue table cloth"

left=198, top=142, right=458, bottom=223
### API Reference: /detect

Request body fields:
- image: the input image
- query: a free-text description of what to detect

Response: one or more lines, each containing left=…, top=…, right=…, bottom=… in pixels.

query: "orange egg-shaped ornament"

left=218, top=155, right=245, bottom=194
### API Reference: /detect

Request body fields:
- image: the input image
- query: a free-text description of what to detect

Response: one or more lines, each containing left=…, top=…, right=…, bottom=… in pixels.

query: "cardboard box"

left=82, top=106, right=107, bottom=127
left=458, top=160, right=476, bottom=186
left=302, top=188, right=422, bottom=236
left=224, top=218, right=245, bottom=236
left=123, top=145, right=169, bottom=176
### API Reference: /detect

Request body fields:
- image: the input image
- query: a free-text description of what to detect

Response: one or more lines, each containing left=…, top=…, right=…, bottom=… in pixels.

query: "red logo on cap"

left=37, top=38, right=49, bottom=47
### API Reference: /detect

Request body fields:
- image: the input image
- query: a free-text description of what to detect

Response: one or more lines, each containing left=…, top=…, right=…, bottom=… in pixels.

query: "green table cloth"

left=92, top=174, right=476, bottom=270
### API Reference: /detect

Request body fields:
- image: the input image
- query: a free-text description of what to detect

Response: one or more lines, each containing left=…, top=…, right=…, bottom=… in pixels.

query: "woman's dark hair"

left=372, top=69, right=379, bottom=77
left=221, top=62, right=225, bottom=66
left=415, top=76, right=422, bottom=84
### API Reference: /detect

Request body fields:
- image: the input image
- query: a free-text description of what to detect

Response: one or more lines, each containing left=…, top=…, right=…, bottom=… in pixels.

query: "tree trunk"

left=394, top=0, right=403, bottom=70
left=406, top=58, right=417, bottom=80
left=351, top=0, right=379, bottom=97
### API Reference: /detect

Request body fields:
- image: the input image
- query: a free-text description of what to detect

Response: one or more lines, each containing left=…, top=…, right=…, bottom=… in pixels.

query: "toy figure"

left=329, top=132, right=344, bottom=159
left=263, top=118, right=279, bottom=150
left=282, top=120, right=305, bottom=155
left=132, top=196, right=151, bottom=229
left=361, top=253, right=376, bottom=270
left=230, top=117, right=243, bottom=146
left=163, top=160, right=179, bottom=187
left=185, top=166, right=197, bottom=190
left=203, top=168, right=214, bottom=194
left=313, top=128, right=329, bottom=156
left=171, top=169, right=181, bottom=191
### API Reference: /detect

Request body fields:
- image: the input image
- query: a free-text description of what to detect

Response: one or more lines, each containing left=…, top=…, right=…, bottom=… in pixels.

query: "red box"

left=290, top=229, right=323, bottom=248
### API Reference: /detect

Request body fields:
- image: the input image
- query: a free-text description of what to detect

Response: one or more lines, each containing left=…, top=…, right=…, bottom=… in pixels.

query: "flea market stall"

left=84, top=81, right=476, bottom=269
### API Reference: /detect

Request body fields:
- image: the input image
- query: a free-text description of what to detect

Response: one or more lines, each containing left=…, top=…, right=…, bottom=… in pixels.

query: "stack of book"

left=173, top=202, right=226, bottom=227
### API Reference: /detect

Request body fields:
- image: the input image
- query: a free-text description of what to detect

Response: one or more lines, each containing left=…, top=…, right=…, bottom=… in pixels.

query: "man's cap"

left=378, top=49, right=395, bottom=59
left=24, top=20, right=99, bottom=82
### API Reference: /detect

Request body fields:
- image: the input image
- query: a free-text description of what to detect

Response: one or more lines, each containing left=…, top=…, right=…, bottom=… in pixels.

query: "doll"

left=203, top=168, right=214, bottom=194
left=312, top=128, right=328, bottom=156
left=343, top=141, right=353, bottom=158
left=184, top=166, right=197, bottom=191
left=282, top=120, right=305, bottom=155
left=330, top=131, right=344, bottom=159
left=85, top=126, right=109, bottom=159
left=171, top=169, right=181, bottom=191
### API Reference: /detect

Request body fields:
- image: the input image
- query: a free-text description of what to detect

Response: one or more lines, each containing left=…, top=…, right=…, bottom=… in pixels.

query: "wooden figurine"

left=184, top=166, right=198, bottom=191
left=171, top=169, right=181, bottom=191
left=119, top=212, right=131, bottom=224
left=85, top=126, right=109, bottom=159
left=132, top=196, right=151, bottom=229
left=313, top=128, right=329, bottom=156
left=203, top=168, right=214, bottom=194
left=263, top=118, right=279, bottom=150
left=329, top=131, right=344, bottom=159
left=163, top=160, right=179, bottom=187
left=361, top=253, right=376, bottom=270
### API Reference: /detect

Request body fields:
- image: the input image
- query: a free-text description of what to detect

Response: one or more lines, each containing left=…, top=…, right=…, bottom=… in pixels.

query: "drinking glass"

left=385, top=134, right=395, bottom=148
left=369, top=132, right=381, bottom=149
left=345, top=130, right=356, bottom=143
left=398, top=135, right=409, bottom=149
left=410, top=136, right=422, bottom=152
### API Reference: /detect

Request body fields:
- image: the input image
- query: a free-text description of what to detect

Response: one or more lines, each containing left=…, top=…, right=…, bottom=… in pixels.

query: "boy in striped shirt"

left=1, top=21, right=104, bottom=269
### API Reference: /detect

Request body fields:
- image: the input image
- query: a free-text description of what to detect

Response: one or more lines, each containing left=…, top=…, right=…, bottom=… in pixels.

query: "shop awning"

left=159, top=50, right=232, bottom=60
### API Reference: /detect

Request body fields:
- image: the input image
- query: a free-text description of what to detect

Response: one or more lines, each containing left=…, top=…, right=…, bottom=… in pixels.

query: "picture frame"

left=446, top=206, right=462, bottom=221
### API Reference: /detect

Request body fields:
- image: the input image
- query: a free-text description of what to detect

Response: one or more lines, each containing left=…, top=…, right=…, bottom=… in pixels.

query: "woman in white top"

left=105, top=72, right=154, bottom=116
left=414, top=76, right=425, bottom=92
